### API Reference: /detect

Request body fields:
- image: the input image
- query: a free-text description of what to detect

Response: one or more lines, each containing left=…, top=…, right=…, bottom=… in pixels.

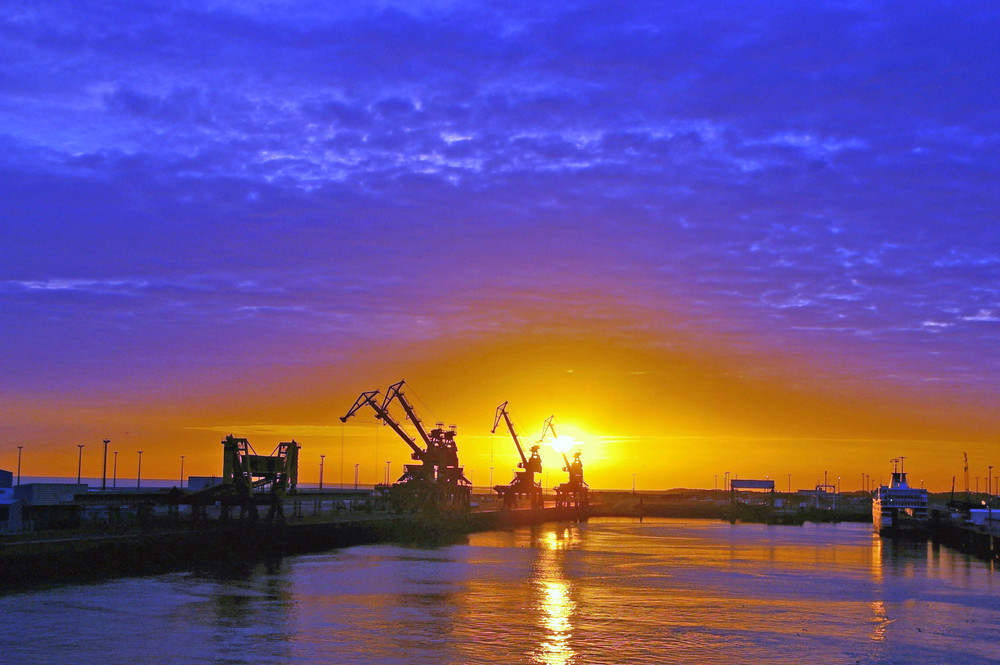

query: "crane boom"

left=340, top=388, right=423, bottom=457
left=538, top=415, right=557, bottom=443
left=382, top=380, right=433, bottom=448
left=492, top=401, right=528, bottom=467
left=538, top=415, right=569, bottom=469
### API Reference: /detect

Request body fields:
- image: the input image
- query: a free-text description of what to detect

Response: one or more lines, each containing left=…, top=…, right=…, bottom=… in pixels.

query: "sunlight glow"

left=549, top=434, right=581, bottom=455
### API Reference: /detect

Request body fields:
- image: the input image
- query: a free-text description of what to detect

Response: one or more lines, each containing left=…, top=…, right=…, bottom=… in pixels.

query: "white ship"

left=872, top=457, right=929, bottom=536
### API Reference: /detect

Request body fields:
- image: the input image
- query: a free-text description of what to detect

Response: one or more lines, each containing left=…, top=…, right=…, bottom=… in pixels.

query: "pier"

left=0, top=496, right=589, bottom=590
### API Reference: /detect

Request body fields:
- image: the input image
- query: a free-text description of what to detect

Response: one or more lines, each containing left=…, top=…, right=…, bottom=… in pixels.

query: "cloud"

left=0, top=0, right=999, bottom=402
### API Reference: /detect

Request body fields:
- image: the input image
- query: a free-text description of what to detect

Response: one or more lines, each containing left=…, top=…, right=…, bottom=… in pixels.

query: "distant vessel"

left=872, top=457, right=929, bottom=536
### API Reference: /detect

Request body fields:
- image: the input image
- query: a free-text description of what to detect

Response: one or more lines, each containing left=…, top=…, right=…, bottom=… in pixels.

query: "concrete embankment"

left=0, top=506, right=588, bottom=591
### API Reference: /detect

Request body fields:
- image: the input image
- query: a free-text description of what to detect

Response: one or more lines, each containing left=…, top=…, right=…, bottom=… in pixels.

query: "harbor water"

left=2, top=517, right=999, bottom=664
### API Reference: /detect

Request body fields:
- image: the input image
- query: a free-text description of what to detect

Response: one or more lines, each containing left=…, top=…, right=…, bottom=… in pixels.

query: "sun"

left=548, top=434, right=580, bottom=455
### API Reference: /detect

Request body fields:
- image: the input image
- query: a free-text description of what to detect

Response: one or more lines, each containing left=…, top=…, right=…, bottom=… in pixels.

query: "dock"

left=0, top=503, right=589, bottom=590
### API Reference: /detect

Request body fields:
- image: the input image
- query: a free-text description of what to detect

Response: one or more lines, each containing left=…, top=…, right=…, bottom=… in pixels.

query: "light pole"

left=77, top=444, right=84, bottom=484
left=16, top=446, right=23, bottom=486
left=788, top=474, right=791, bottom=493
left=715, top=474, right=718, bottom=491
left=319, top=454, right=326, bottom=490
left=102, top=439, right=110, bottom=490
left=137, top=450, right=143, bottom=488
left=990, top=466, right=994, bottom=499
left=113, top=451, right=118, bottom=488
left=385, top=461, right=391, bottom=485
left=180, top=455, right=185, bottom=487
left=354, top=463, right=359, bottom=489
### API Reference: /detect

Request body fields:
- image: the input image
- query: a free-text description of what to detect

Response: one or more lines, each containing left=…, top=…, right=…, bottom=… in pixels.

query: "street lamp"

left=113, top=451, right=118, bottom=488
left=180, top=455, right=185, bottom=487
left=77, top=444, right=84, bottom=484
left=354, top=463, right=359, bottom=489
left=137, top=450, right=143, bottom=488
left=102, top=439, right=110, bottom=490
left=319, top=454, right=326, bottom=490
left=16, top=446, right=23, bottom=486
left=385, top=461, right=391, bottom=485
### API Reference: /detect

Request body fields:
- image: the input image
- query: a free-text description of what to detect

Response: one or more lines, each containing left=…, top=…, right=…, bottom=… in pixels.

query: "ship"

left=872, top=457, right=929, bottom=536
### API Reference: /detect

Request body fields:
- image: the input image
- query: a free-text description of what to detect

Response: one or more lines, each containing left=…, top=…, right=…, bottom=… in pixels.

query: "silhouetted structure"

left=491, top=401, right=543, bottom=509
left=539, top=416, right=588, bottom=509
left=341, top=380, right=471, bottom=512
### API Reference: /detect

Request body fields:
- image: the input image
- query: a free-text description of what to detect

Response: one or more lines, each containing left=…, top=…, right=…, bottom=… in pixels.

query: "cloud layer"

left=2, top=0, right=999, bottom=406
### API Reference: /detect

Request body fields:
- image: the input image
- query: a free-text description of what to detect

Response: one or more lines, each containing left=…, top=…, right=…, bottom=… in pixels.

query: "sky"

left=2, top=0, right=999, bottom=491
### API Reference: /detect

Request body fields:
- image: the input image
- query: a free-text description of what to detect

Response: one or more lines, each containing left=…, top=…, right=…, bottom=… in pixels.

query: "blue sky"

left=2, top=1, right=999, bottom=483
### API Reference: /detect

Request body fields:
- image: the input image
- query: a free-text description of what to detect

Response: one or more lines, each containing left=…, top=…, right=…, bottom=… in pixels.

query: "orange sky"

left=5, top=299, right=997, bottom=493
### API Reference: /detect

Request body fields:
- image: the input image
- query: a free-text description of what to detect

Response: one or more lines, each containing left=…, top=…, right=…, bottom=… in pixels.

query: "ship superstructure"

left=872, top=457, right=928, bottom=535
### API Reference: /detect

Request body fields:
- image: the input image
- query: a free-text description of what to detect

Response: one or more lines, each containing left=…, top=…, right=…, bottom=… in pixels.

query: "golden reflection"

left=868, top=533, right=892, bottom=642
left=868, top=600, right=891, bottom=642
left=534, top=530, right=576, bottom=665
left=870, top=533, right=883, bottom=583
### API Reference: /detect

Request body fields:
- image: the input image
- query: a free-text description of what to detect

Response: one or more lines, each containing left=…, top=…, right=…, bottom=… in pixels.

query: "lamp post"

left=385, top=461, right=391, bottom=485
left=354, top=463, right=359, bottom=490
left=319, top=454, right=326, bottom=490
left=77, top=444, right=84, bottom=484
left=16, top=446, right=23, bottom=486
left=102, top=439, right=110, bottom=490
left=113, top=451, right=118, bottom=488
left=180, top=455, right=185, bottom=488
left=137, top=450, right=143, bottom=488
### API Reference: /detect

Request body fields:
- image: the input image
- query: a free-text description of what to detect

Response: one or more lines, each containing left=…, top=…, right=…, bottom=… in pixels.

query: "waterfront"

left=2, top=518, right=999, bottom=664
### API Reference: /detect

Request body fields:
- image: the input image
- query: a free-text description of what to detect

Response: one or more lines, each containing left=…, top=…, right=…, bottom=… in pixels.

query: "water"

left=2, top=518, right=998, bottom=664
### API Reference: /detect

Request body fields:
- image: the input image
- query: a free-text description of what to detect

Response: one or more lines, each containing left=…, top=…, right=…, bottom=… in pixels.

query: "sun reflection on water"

left=868, top=532, right=894, bottom=643
left=868, top=600, right=891, bottom=642
left=534, top=530, right=576, bottom=665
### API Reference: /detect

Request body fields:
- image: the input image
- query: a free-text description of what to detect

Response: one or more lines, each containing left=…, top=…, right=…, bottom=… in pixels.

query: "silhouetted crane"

left=491, top=401, right=543, bottom=509
left=340, top=380, right=470, bottom=512
left=538, top=415, right=588, bottom=509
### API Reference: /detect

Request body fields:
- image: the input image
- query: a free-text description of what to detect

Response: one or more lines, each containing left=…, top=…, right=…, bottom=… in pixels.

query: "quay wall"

left=0, top=505, right=588, bottom=591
